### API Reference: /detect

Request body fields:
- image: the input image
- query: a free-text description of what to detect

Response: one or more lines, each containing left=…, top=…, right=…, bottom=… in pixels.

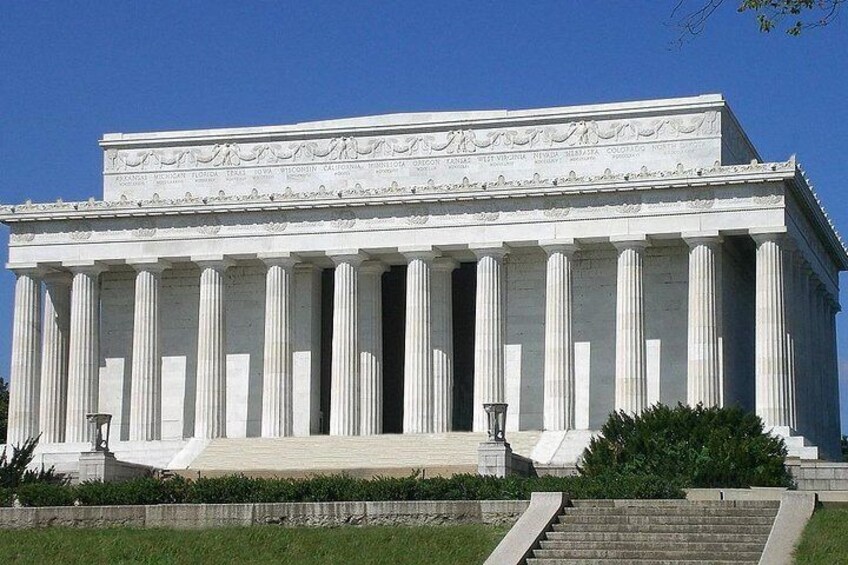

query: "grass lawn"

left=0, top=524, right=508, bottom=564
left=794, top=507, right=848, bottom=564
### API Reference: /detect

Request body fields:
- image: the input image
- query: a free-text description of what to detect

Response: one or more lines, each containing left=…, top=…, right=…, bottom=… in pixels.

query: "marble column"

left=684, top=235, right=722, bottom=407
left=7, top=268, right=42, bottom=446
left=329, top=253, right=365, bottom=436
left=541, top=241, right=578, bottom=431
left=432, top=257, right=458, bottom=434
left=193, top=258, right=232, bottom=439
left=796, top=263, right=813, bottom=437
left=613, top=237, right=648, bottom=415
left=824, top=297, right=841, bottom=454
left=128, top=261, right=169, bottom=442
left=753, top=233, right=794, bottom=429
left=66, top=264, right=104, bottom=443
left=39, top=272, right=71, bottom=444
left=810, top=279, right=825, bottom=442
left=359, top=260, right=386, bottom=436
left=259, top=254, right=298, bottom=438
left=472, top=246, right=507, bottom=432
left=403, top=249, right=437, bottom=434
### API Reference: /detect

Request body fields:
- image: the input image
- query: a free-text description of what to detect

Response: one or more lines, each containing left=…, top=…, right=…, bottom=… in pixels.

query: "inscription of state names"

left=105, top=138, right=719, bottom=200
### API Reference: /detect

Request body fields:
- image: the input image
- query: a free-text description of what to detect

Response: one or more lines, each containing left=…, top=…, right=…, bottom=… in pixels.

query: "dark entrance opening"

left=319, top=268, right=334, bottom=434
left=381, top=266, right=407, bottom=433
left=319, top=261, right=476, bottom=435
left=451, top=262, right=476, bottom=431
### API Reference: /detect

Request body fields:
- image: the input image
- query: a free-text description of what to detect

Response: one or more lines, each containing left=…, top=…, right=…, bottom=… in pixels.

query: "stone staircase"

left=178, top=431, right=541, bottom=477
left=526, top=499, right=779, bottom=564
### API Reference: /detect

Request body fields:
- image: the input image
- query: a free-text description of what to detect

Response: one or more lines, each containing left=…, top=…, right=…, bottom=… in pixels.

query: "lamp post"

left=86, top=413, right=112, bottom=453
left=483, top=402, right=508, bottom=443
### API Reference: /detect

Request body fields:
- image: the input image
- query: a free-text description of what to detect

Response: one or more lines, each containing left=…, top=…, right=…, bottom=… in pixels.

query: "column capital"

left=682, top=232, right=723, bottom=248
left=432, top=257, right=459, bottom=272
left=327, top=250, right=368, bottom=266
left=63, top=261, right=108, bottom=276
left=127, top=258, right=172, bottom=273
left=191, top=255, right=235, bottom=271
left=7, top=263, right=47, bottom=278
left=610, top=235, right=649, bottom=251
left=539, top=239, right=579, bottom=256
left=750, top=228, right=787, bottom=245
left=360, top=260, right=389, bottom=275
left=399, top=246, right=439, bottom=262
left=469, top=243, right=509, bottom=259
left=258, top=252, right=300, bottom=268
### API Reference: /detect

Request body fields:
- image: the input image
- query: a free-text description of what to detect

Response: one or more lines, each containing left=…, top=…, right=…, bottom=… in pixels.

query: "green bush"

left=0, top=487, right=12, bottom=507
left=16, top=483, right=76, bottom=507
left=8, top=468, right=686, bottom=507
left=1, top=436, right=64, bottom=489
left=580, top=403, right=792, bottom=489
left=76, top=476, right=189, bottom=506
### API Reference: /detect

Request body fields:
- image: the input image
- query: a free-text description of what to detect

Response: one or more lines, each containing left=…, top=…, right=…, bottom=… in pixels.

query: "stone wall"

left=0, top=500, right=528, bottom=530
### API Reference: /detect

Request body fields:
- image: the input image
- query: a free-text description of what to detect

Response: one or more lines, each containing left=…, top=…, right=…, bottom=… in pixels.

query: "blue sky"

left=1, top=2, right=847, bottom=430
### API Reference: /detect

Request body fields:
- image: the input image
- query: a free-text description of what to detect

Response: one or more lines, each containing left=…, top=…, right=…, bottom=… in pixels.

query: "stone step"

left=532, top=549, right=763, bottom=561
left=184, top=431, right=541, bottom=473
left=538, top=540, right=766, bottom=552
left=545, top=531, right=769, bottom=543
left=558, top=514, right=775, bottom=525
left=527, top=557, right=759, bottom=565
left=550, top=522, right=773, bottom=534
left=563, top=506, right=777, bottom=517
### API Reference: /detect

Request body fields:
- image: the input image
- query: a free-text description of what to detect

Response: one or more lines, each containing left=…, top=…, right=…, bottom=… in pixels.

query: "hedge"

left=582, top=403, right=793, bottom=489
left=9, top=472, right=683, bottom=507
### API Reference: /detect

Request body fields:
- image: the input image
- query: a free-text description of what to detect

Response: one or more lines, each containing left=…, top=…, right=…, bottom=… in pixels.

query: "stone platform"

left=176, top=431, right=541, bottom=478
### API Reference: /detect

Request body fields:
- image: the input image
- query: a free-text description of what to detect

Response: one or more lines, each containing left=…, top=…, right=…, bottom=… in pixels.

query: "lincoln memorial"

left=2, top=94, right=845, bottom=475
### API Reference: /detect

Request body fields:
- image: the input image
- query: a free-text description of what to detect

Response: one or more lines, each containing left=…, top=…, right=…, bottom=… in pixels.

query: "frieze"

left=103, top=113, right=720, bottom=173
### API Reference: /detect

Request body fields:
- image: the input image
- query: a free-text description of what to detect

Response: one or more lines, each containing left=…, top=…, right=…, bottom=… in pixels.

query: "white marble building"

left=2, top=94, right=845, bottom=469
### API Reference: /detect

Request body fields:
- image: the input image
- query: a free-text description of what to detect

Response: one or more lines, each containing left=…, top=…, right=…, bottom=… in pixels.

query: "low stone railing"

left=0, top=499, right=528, bottom=529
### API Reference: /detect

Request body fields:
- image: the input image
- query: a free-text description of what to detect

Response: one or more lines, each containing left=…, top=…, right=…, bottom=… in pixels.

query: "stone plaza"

left=2, top=94, right=845, bottom=474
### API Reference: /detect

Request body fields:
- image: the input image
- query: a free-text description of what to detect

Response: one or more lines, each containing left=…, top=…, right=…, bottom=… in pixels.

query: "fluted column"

left=402, top=249, right=437, bottom=434
left=810, top=279, right=826, bottom=442
left=684, top=234, right=722, bottom=407
left=432, top=257, right=458, bottom=433
left=796, top=263, right=813, bottom=437
left=613, top=237, right=648, bottom=415
left=541, top=241, right=578, bottom=431
left=66, top=264, right=104, bottom=443
left=193, top=258, right=232, bottom=439
left=329, top=253, right=365, bottom=436
left=7, top=268, right=42, bottom=446
left=259, top=254, right=298, bottom=438
left=824, top=296, right=841, bottom=454
left=472, top=245, right=507, bottom=432
left=128, top=260, right=169, bottom=441
left=753, top=233, right=794, bottom=429
left=359, top=260, right=387, bottom=436
left=39, top=272, right=71, bottom=443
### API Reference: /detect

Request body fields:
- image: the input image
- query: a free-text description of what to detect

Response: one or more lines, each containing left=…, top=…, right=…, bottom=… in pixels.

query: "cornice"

left=0, top=160, right=795, bottom=224
left=790, top=165, right=848, bottom=269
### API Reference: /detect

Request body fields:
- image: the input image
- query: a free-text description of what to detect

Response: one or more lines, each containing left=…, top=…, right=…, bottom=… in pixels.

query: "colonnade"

left=4, top=233, right=841, bottom=448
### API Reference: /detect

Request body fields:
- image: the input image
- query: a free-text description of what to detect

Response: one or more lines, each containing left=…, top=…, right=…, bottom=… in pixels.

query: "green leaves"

left=0, top=436, right=64, bottom=489
left=580, top=403, right=793, bottom=489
